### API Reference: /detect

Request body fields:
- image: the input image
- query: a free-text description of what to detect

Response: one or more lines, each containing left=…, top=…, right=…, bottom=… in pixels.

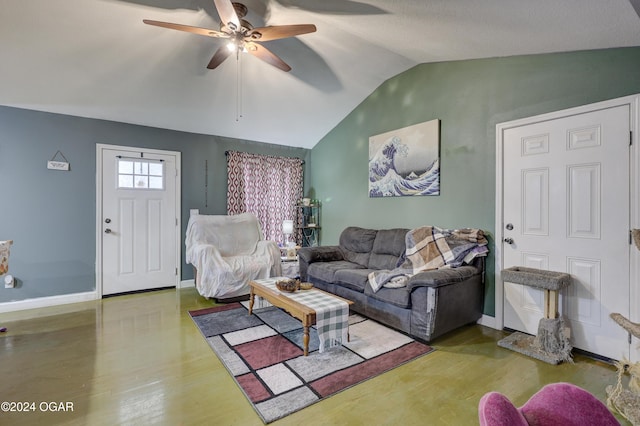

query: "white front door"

left=98, top=145, right=180, bottom=296
left=501, top=105, right=630, bottom=360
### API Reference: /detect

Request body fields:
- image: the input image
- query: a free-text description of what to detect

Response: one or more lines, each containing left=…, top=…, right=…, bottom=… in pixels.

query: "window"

left=226, top=151, right=304, bottom=244
left=117, top=159, right=164, bottom=190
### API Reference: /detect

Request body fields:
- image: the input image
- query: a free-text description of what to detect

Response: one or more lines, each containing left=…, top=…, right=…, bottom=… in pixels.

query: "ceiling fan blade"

left=143, top=20, right=228, bottom=38
left=213, top=0, right=240, bottom=31
left=245, top=42, right=291, bottom=72
left=207, top=45, right=233, bottom=69
left=248, top=24, right=317, bottom=42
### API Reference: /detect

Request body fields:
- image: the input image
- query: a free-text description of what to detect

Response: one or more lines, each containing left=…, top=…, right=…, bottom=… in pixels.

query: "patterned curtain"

left=227, top=151, right=304, bottom=245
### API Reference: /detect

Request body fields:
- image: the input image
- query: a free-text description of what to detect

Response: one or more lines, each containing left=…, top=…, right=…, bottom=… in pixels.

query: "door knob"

left=504, top=237, right=514, bottom=245
left=105, top=218, right=111, bottom=224
left=506, top=223, right=513, bottom=230
left=105, top=228, right=112, bottom=234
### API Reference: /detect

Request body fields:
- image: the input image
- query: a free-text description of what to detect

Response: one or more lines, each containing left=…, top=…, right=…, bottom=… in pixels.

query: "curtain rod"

left=225, top=150, right=305, bottom=164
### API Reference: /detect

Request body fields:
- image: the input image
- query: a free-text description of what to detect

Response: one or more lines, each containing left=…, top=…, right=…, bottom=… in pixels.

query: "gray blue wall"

left=0, top=106, right=309, bottom=303
left=309, top=47, right=640, bottom=316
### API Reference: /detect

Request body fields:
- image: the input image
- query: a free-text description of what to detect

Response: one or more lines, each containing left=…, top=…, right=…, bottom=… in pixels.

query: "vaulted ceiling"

left=1, top=0, right=640, bottom=148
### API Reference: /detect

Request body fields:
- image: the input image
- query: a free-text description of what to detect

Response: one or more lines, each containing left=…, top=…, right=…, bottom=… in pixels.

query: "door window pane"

left=149, top=176, right=163, bottom=189
left=149, top=162, right=163, bottom=176
left=119, top=174, right=133, bottom=188
left=135, top=176, right=149, bottom=188
left=118, top=160, right=133, bottom=174
left=134, top=162, right=148, bottom=175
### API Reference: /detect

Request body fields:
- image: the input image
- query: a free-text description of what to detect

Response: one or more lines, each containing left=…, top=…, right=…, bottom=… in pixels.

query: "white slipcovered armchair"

left=185, top=213, right=282, bottom=299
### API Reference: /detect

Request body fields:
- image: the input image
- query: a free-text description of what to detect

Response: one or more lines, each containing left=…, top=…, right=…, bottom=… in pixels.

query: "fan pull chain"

left=235, top=50, right=243, bottom=122
left=205, top=160, right=209, bottom=207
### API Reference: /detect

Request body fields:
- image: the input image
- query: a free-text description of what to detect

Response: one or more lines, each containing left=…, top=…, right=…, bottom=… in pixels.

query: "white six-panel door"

left=97, top=145, right=180, bottom=296
left=501, top=105, right=631, bottom=360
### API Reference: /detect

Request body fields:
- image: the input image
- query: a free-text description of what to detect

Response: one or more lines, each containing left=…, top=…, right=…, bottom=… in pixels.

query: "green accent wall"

left=309, top=47, right=640, bottom=317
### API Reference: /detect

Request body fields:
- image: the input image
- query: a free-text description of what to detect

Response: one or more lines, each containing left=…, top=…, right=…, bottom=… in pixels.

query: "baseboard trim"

left=477, top=314, right=497, bottom=329
left=0, top=291, right=98, bottom=313
left=179, top=279, right=195, bottom=289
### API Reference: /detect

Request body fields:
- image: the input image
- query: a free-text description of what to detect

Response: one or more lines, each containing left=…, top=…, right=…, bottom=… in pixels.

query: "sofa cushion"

left=334, top=268, right=373, bottom=293
left=307, top=261, right=364, bottom=284
left=364, top=282, right=412, bottom=308
left=339, top=227, right=377, bottom=267
left=368, top=228, right=408, bottom=270
left=298, top=245, right=343, bottom=263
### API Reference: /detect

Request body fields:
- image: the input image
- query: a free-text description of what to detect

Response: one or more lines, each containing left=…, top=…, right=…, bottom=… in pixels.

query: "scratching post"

left=632, top=228, right=640, bottom=251
left=604, top=229, right=640, bottom=425
left=0, top=240, right=12, bottom=276
left=606, top=312, right=640, bottom=425
left=0, top=240, right=13, bottom=334
left=498, top=267, right=572, bottom=365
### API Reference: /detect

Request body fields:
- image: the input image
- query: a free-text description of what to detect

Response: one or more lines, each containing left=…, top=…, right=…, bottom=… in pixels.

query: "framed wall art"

left=368, top=118, right=440, bottom=197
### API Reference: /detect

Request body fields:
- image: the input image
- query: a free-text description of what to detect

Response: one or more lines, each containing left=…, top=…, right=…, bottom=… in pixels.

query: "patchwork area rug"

left=189, top=302, right=434, bottom=423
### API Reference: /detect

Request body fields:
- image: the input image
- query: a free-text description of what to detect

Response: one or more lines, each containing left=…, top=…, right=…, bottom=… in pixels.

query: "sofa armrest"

left=186, top=243, right=221, bottom=266
left=256, top=240, right=283, bottom=277
left=408, top=267, right=484, bottom=341
left=407, top=265, right=482, bottom=290
left=297, top=245, right=344, bottom=281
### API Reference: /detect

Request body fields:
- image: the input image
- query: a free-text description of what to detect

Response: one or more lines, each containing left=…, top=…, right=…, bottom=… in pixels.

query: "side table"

left=281, top=257, right=300, bottom=279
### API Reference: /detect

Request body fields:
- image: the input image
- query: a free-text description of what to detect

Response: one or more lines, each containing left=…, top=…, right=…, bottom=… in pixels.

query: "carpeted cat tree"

left=606, top=229, right=640, bottom=425
left=498, top=266, right=573, bottom=365
left=0, top=240, right=11, bottom=276
left=0, top=240, right=12, bottom=333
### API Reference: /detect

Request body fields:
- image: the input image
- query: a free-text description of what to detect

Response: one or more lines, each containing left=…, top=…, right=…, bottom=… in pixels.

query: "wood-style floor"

left=0, top=288, right=629, bottom=425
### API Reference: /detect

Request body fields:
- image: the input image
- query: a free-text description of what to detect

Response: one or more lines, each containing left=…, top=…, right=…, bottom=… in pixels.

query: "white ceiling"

left=1, top=0, right=640, bottom=149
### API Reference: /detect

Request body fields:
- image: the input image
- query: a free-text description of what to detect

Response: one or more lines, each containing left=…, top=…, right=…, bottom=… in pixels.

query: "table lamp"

left=282, top=220, right=294, bottom=247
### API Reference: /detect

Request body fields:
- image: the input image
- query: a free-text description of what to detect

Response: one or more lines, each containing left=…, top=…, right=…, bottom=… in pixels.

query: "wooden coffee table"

left=248, top=278, right=354, bottom=356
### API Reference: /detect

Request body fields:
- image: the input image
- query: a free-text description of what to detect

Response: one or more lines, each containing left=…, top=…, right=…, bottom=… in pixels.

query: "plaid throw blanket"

left=262, top=279, right=349, bottom=353
left=368, top=226, right=488, bottom=292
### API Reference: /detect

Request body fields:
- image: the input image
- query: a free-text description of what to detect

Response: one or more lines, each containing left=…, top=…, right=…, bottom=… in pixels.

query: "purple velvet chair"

left=478, top=382, right=620, bottom=426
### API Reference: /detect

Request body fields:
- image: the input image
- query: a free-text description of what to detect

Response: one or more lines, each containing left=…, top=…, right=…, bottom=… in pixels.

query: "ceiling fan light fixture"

left=144, top=0, right=316, bottom=72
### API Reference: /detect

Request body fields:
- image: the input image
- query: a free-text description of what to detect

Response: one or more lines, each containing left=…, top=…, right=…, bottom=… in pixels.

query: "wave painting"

left=369, top=119, right=440, bottom=197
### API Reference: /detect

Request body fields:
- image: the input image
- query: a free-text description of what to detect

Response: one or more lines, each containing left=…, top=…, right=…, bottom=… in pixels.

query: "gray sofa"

left=297, top=226, right=485, bottom=342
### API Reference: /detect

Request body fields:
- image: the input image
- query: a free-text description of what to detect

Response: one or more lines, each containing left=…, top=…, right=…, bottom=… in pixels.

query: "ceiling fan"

left=143, top=0, right=317, bottom=72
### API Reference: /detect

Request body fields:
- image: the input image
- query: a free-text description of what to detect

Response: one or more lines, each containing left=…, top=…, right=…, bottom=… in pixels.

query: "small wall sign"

left=47, top=160, right=70, bottom=171
left=48, top=150, right=70, bottom=171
